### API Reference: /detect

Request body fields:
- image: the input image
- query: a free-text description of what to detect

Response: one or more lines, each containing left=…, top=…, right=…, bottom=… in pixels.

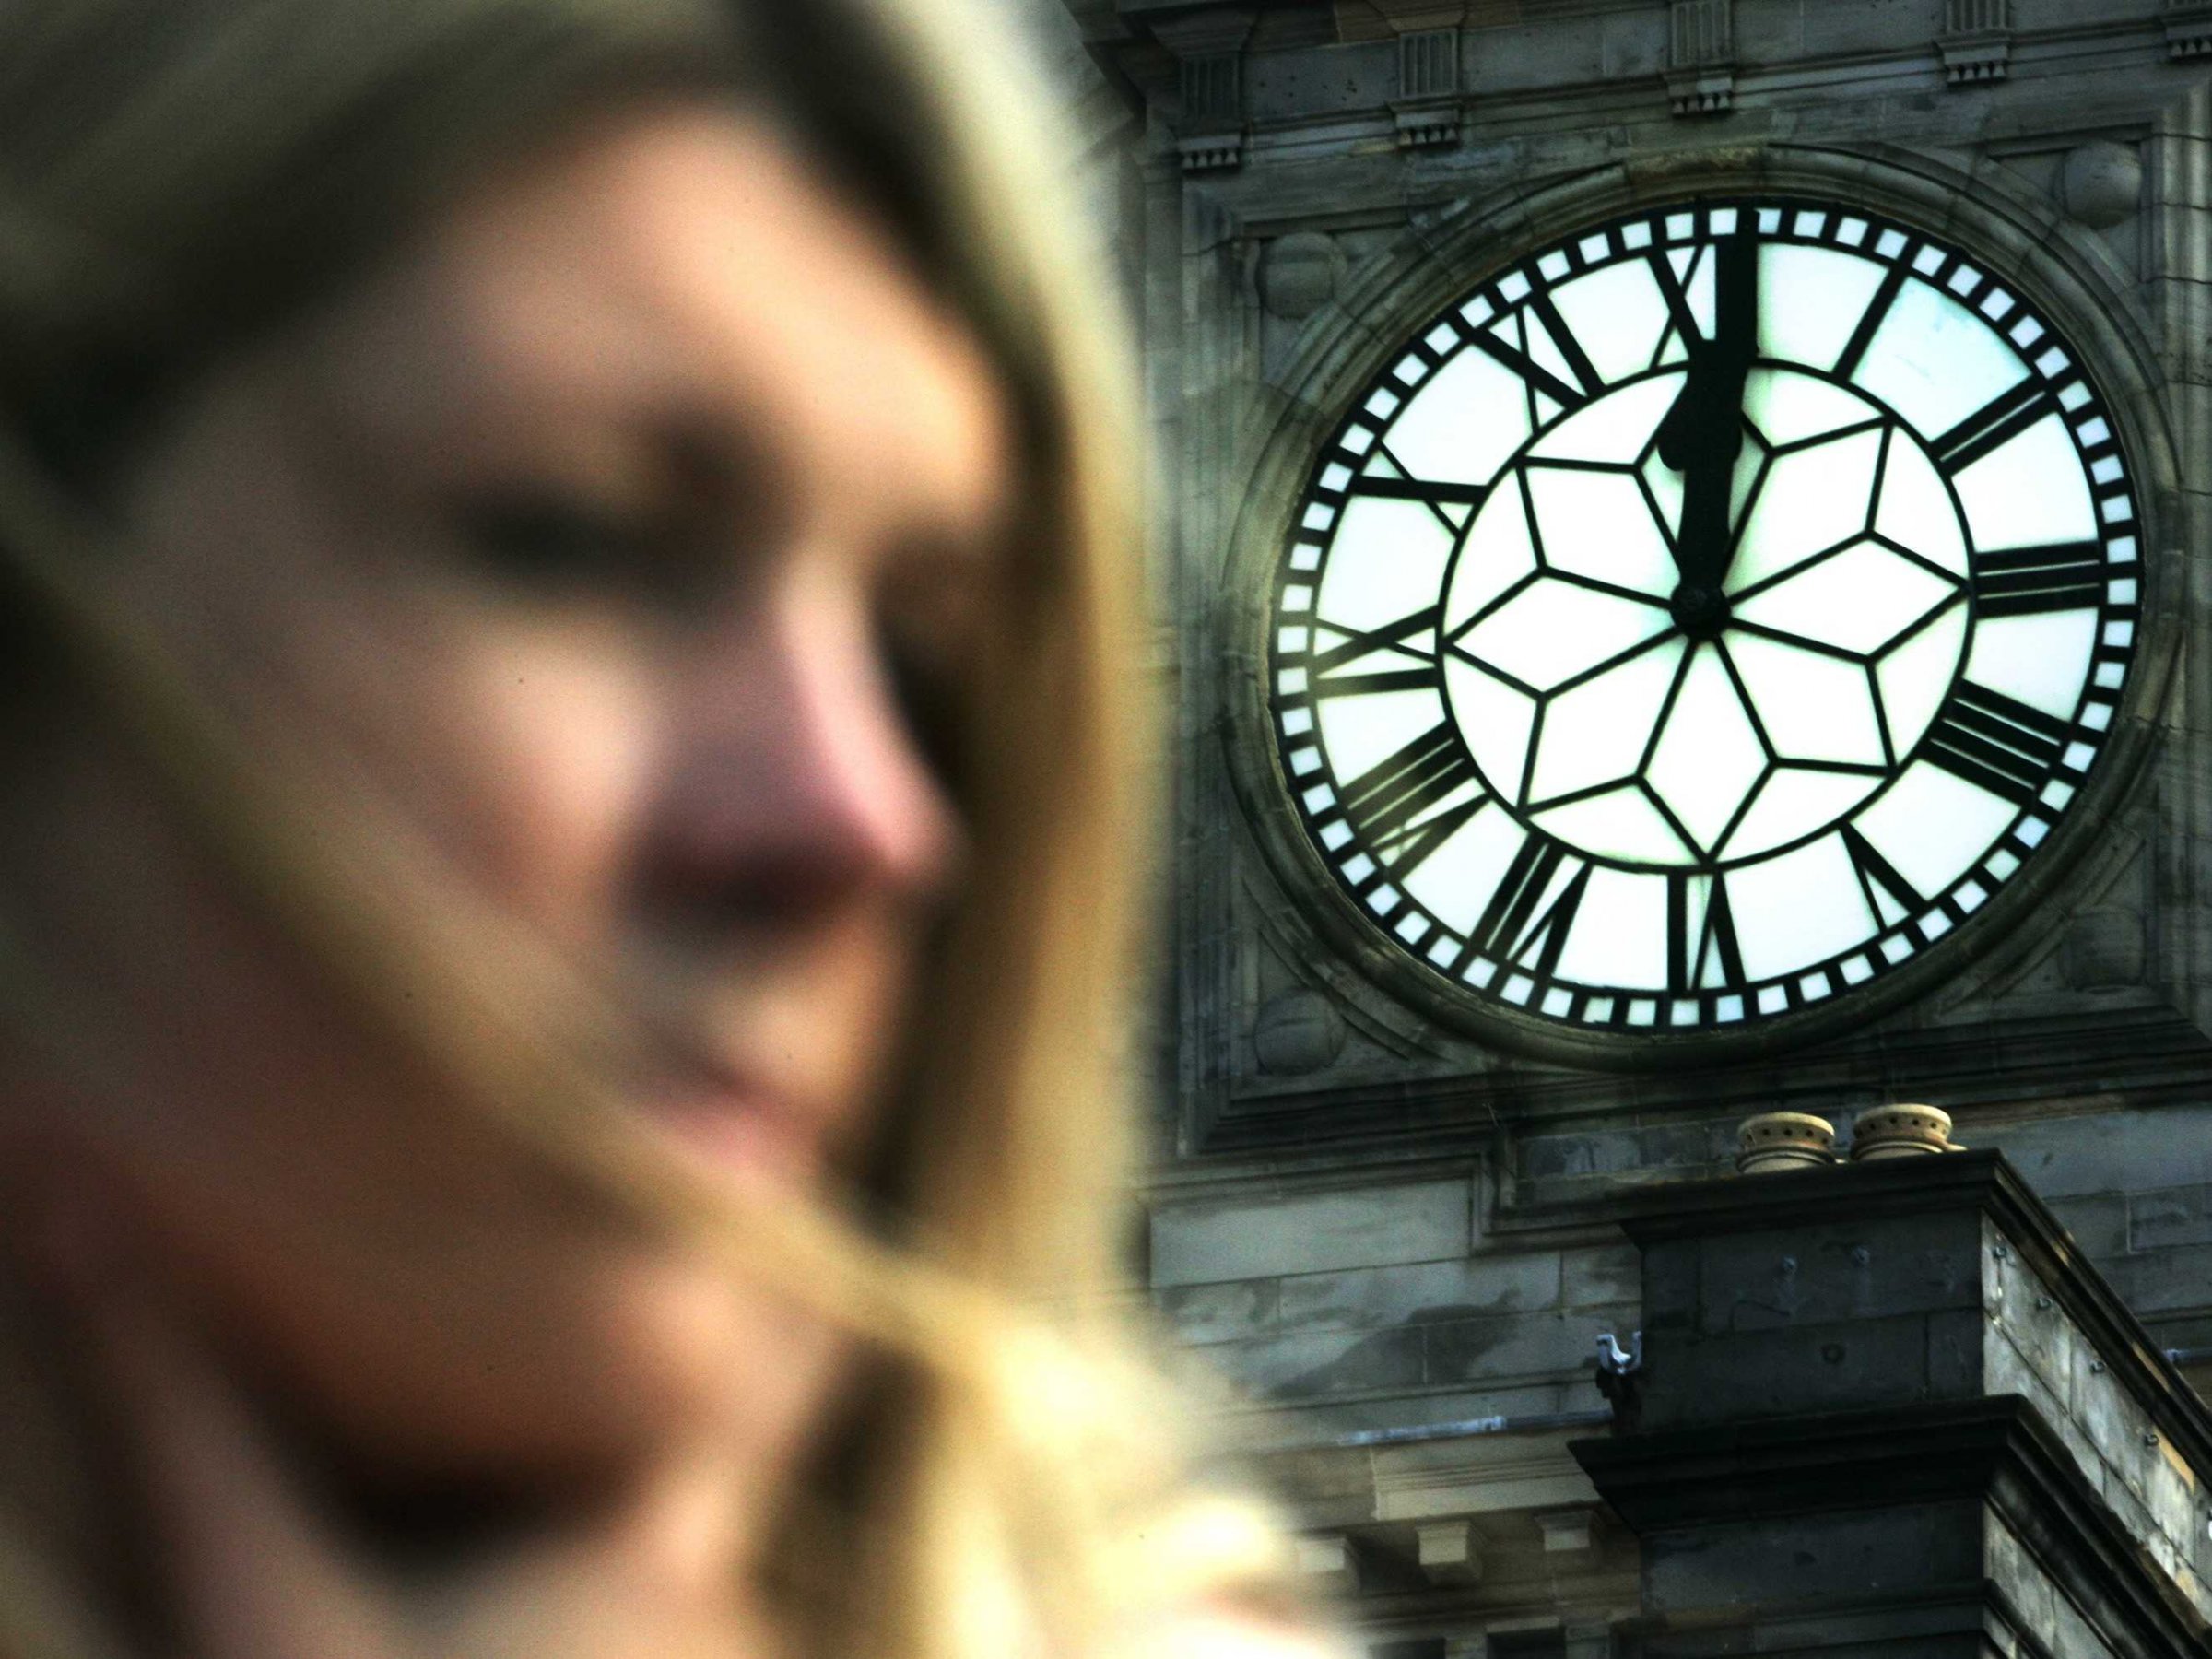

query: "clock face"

left=1268, top=197, right=2143, bottom=1050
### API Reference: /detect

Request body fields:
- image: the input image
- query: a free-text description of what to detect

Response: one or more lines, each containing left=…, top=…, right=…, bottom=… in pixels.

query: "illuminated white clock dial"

left=1271, top=199, right=2142, bottom=1044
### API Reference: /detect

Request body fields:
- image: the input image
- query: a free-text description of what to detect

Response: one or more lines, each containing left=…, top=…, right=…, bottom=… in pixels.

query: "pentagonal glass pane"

left=1551, top=259, right=1672, bottom=385
left=1455, top=578, right=1672, bottom=695
left=1723, top=768, right=1885, bottom=862
left=1726, top=633, right=1886, bottom=766
left=1527, top=638, right=1687, bottom=806
left=1533, top=784, right=1691, bottom=866
left=1647, top=643, right=1768, bottom=854
left=1729, top=425, right=1883, bottom=593
left=1734, top=539, right=1961, bottom=656
left=1759, top=244, right=1890, bottom=373
left=1527, top=465, right=1677, bottom=597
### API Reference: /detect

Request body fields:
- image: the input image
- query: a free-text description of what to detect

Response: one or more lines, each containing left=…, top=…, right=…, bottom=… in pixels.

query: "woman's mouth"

left=633, top=1058, right=827, bottom=1189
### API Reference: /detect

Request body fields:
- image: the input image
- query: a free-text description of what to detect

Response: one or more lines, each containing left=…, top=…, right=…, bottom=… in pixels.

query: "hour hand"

left=1658, top=233, right=1759, bottom=590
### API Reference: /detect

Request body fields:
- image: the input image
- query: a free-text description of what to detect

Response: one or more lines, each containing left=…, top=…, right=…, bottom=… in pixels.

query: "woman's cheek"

left=377, top=606, right=668, bottom=947
left=6, top=736, right=768, bottom=1487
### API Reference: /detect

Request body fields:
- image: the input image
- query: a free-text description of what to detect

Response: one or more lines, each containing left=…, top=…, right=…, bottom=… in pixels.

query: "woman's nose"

left=641, top=577, right=961, bottom=928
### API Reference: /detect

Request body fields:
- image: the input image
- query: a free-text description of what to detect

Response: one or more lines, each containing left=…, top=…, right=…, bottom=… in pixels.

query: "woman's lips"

left=634, top=1065, right=827, bottom=1188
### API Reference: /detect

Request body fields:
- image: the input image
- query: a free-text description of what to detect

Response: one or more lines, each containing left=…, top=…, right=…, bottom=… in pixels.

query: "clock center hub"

left=1669, top=582, right=1732, bottom=641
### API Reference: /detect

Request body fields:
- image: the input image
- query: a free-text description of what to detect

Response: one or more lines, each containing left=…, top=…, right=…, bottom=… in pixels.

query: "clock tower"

left=1054, top=2, right=2212, bottom=1654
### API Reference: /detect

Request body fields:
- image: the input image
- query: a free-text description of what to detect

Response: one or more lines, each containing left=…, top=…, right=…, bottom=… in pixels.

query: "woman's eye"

left=452, top=491, right=651, bottom=591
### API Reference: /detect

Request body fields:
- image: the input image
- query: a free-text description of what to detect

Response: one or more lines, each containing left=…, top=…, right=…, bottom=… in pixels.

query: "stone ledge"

left=1575, top=1395, right=2209, bottom=1659
left=1604, top=1149, right=2212, bottom=1487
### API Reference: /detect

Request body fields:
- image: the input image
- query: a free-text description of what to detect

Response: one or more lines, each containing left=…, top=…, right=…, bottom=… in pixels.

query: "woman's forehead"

left=290, top=102, right=1016, bottom=547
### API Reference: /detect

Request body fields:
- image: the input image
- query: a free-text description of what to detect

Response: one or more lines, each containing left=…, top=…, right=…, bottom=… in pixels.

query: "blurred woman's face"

left=0, top=102, right=1011, bottom=1513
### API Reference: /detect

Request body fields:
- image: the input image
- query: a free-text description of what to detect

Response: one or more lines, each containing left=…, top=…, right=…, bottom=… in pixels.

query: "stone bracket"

left=1535, top=1506, right=1598, bottom=1555
left=1177, top=131, right=1245, bottom=173
left=1666, top=0, right=1735, bottom=117
left=1160, top=15, right=1252, bottom=175
left=1938, top=0, right=2014, bottom=84
left=1393, top=99, right=1463, bottom=150
left=1394, top=27, right=1463, bottom=149
left=1293, top=1531, right=1358, bottom=1587
left=1414, top=1517, right=1482, bottom=1582
left=2168, top=0, right=2212, bottom=60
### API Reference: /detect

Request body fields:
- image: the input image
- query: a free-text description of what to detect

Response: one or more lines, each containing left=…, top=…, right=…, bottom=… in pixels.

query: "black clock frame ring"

left=1217, top=146, right=2183, bottom=1074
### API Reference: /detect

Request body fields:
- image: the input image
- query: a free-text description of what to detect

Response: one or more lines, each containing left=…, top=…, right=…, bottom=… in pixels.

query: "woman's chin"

left=235, top=1230, right=845, bottom=1504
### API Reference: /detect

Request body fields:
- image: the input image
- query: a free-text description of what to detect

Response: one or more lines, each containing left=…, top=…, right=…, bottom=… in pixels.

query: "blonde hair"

left=0, top=2, right=1303, bottom=1654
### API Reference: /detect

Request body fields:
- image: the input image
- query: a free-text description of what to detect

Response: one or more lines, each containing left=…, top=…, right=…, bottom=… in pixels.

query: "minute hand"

left=1657, top=233, right=1759, bottom=592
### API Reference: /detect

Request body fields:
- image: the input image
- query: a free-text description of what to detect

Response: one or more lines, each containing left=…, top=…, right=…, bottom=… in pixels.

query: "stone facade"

left=1052, top=1, right=2212, bottom=1653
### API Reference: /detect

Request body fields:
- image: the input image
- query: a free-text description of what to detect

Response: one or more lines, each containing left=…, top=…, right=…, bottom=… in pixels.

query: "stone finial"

left=1735, top=1111, right=1838, bottom=1174
left=1850, top=1104, right=1959, bottom=1160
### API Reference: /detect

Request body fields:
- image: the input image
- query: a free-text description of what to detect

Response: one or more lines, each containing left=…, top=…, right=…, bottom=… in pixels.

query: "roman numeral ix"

left=1309, top=606, right=1442, bottom=699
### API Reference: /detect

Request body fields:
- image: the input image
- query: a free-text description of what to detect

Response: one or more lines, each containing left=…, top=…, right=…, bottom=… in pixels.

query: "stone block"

left=1521, top=1123, right=1719, bottom=1183
left=1642, top=1314, right=1938, bottom=1428
left=2070, top=1359, right=2156, bottom=1496
left=1691, top=1214, right=1981, bottom=1335
left=1424, top=1307, right=1634, bottom=1386
left=1926, top=1308, right=1988, bottom=1396
left=1641, top=1241, right=1700, bottom=1333
left=2144, top=1437, right=2200, bottom=1564
left=1984, top=1514, right=2058, bottom=1642
left=1643, top=1500, right=1982, bottom=1613
left=1276, top=1252, right=1561, bottom=1335
left=1988, top=1259, right=2080, bottom=1409
left=1975, top=1111, right=2212, bottom=1202
left=1985, top=1332, right=2070, bottom=1446
left=1155, top=1277, right=1280, bottom=1346
left=2101, top=1242, right=2212, bottom=1313
left=2127, top=1184, right=2212, bottom=1252
left=1560, top=1243, right=1641, bottom=1310
left=1278, top=1382, right=1570, bottom=1443
left=1148, top=1177, right=1474, bottom=1288
left=1223, top=1325, right=1428, bottom=1402
left=2047, top=1194, right=2129, bottom=1260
